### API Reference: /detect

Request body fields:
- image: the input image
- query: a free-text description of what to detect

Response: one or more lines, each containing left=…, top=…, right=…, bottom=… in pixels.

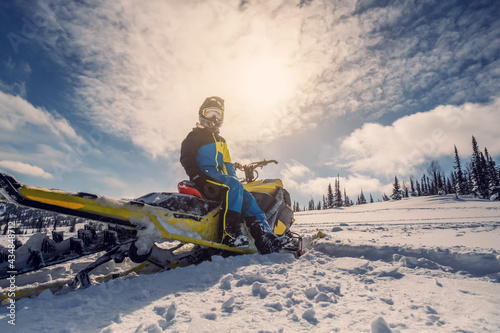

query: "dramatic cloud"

left=339, top=98, right=500, bottom=178
left=30, top=0, right=343, bottom=157
left=27, top=0, right=500, bottom=159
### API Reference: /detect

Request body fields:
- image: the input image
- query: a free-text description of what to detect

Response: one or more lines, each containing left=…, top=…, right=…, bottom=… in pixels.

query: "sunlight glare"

left=240, top=57, right=293, bottom=108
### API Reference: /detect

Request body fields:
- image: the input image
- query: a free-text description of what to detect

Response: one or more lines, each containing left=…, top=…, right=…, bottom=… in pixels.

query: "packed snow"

left=1, top=195, right=500, bottom=332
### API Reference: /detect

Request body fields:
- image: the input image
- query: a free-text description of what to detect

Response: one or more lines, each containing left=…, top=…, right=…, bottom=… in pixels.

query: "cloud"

left=31, top=1, right=343, bottom=157
left=26, top=0, right=498, bottom=160
left=0, top=160, right=53, bottom=179
left=281, top=160, right=383, bottom=200
left=281, top=160, right=311, bottom=181
left=0, top=90, right=88, bottom=180
left=0, top=90, right=82, bottom=145
left=339, top=98, right=500, bottom=177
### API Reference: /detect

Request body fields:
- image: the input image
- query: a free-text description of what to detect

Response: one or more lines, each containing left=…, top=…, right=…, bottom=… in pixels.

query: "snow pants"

left=204, top=170, right=273, bottom=234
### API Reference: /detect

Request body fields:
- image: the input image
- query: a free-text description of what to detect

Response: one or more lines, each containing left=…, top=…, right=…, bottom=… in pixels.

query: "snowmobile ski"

left=1, top=242, right=217, bottom=303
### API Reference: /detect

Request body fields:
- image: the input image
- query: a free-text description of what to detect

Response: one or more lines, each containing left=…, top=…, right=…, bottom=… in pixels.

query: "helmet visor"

left=202, top=107, right=224, bottom=120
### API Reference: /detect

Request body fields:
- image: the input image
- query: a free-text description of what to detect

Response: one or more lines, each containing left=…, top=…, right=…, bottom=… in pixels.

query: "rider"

left=180, top=96, right=288, bottom=253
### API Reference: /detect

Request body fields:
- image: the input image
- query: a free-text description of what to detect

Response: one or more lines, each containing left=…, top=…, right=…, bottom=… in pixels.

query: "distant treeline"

left=294, top=136, right=500, bottom=211
left=0, top=201, right=86, bottom=235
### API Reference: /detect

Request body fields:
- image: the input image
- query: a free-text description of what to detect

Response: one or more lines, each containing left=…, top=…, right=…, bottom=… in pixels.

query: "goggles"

left=202, top=107, right=224, bottom=120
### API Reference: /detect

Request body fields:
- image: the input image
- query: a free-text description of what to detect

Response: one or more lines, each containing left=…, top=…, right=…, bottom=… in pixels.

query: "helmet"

left=199, top=96, right=224, bottom=130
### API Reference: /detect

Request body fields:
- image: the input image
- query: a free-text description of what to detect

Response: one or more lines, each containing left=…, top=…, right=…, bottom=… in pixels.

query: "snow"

left=2, top=195, right=500, bottom=332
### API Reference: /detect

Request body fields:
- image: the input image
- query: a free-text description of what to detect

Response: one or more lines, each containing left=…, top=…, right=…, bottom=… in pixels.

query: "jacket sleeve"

left=224, top=162, right=236, bottom=177
left=180, top=131, right=202, bottom=180
left=222, top=141, right=237, bottom=177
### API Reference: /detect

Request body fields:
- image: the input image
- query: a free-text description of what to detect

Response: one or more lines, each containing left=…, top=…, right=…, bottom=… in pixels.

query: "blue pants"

left=204, top=170, right=273, bottom=234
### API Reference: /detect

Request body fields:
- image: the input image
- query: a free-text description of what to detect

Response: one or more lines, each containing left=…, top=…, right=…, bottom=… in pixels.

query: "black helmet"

left=199, top=96, right=224, bottom=130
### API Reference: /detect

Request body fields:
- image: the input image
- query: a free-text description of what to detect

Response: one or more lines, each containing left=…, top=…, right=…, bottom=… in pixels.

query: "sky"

left=0, top=0, right=499, bottom=206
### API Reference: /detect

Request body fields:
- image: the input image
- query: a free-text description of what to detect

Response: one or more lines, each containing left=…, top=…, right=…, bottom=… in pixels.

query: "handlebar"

left=233, top=160, right=278, bottom=183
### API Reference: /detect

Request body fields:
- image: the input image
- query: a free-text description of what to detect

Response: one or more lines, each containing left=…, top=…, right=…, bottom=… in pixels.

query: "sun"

left=240, top=57, right=293, bottom=108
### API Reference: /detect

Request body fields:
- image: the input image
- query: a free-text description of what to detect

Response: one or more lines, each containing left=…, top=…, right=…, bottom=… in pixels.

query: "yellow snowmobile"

left=0, top=161, right=300, bottom=299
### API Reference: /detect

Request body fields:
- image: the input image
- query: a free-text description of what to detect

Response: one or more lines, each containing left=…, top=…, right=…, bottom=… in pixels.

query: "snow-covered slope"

left=1, top=195, right=500, bottom=332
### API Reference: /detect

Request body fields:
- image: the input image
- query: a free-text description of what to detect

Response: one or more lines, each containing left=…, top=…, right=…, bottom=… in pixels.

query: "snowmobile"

left=0, top=161, right=301, bottom=301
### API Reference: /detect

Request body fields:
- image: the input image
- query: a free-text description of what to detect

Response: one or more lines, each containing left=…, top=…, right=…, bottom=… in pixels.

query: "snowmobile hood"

left=243, top=179, right=284, bottom=195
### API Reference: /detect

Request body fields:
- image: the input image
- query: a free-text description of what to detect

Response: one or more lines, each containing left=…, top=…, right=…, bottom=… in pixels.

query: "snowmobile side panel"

left=247, top=185, right=294, bottom=234
left=148, top=215, right=257, bottom=254
left=273, top=220, right=287, bottom=235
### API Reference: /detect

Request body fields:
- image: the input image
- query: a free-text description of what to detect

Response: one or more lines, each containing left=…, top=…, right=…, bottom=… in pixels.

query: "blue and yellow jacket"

left=180, top=126, right=237, bottom=179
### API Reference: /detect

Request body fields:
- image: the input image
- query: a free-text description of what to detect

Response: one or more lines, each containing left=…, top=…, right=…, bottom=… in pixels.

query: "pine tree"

left=470, top=136, right=489, bottom=198
left=308, top=198, right=315, bottom=210
left=327, top=183, right=334, bottom=209
left=437, top=172, right=445, bottom=195
left=410, top=177, right=417, bottom=197
left=415, top=179, right=421, bottom=196
left=343, top=188, right=351, bottom=207
left=391, top=176, right=402, bottom=200
left=421, top=175, right=428, bottom=196
left=427, top=176, right=433, bottom=196
left=480, top=151, right=489, bottom=197
left=334, top=176, right=343, bottom=207
left=470, top=136, right=481, bottom=198
left=402, top=181, right=409, bottom=198
left=485, top=148, right=500, bottom=200
left=464, top=163, right=473, bottom=195
left=369, top=193, right=374, bottom=203
left=446, top=175, right=454, bottom=194
left=382, top=193, right=390, bottom=201
left=358, top=189, right=367, bottom=204
left=427, top=161, right=443, bottom=195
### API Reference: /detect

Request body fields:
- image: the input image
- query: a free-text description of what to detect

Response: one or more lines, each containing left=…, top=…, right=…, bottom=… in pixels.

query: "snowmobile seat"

left=177, top=180, right=229, bottom=204
left=177, top=180, right=203, bottom=199
left=136, top=191, right=220, bottom=216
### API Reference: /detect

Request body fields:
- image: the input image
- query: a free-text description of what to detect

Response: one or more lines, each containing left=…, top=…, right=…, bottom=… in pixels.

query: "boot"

left=222, top=210, right=249, bottom=248
left=245, top=217, right=289, bottom=254
left=269, top=233, right=291, bottom=252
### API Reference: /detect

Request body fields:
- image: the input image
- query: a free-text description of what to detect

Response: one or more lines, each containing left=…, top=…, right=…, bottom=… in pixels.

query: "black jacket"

left=180, top=126, right=236, bottom=180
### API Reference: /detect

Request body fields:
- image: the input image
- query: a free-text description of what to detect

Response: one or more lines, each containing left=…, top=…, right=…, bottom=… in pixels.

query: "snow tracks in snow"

left=314, top=240, right=500, bottom=281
